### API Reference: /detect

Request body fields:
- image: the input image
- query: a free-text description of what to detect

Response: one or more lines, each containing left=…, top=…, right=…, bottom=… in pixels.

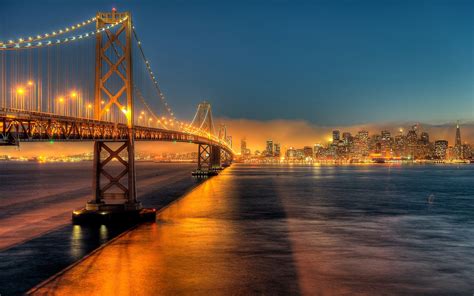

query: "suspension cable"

left=0, top=16, right=97, bottom=46
left=0, top=18, right=127, bottom=50
left=131, top=24, right=175, bottom=120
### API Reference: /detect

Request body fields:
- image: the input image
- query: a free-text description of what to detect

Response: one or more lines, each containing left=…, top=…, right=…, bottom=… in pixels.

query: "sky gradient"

left=1, top=0, right=473, bottom=126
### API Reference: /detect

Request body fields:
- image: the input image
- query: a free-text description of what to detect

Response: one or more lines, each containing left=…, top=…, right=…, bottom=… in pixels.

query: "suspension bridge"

left=0, top=9, right=234, bottom=222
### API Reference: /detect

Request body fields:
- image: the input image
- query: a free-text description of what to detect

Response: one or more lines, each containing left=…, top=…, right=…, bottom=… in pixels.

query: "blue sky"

left=1, top=0, right=473, bottom=125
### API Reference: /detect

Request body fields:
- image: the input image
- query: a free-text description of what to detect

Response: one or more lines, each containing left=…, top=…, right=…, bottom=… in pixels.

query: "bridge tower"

left=85, top=9, right=140, bottom=213
left=190, top=102, right=222, bottom=176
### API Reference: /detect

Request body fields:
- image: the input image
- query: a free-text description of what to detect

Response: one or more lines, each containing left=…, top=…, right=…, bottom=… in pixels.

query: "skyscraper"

left=266, top=139, right=274, bottom=157
left=333, top=130, right=340, bottom=142
left=455, top=122, right=462, bottom=147
left=435, top=140, right=448, bottom=160
left=274, top=143, right=281, bottom=157
left=454, top=122, right=463, bottom=159
left=241, top=138, right=247, bottom=155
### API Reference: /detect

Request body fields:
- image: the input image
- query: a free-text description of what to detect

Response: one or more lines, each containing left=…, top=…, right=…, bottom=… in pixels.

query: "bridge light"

left=149, top=118, right=153, bottom=121
left=101, top=100, right=105, bottom=105
left=16, top=87, right=25, bottom=95
left=27, top=81, right=33, bottom=86
left=70, top=91, right=78, bottom=98
left=141, top=111, right=145, bottom=115
left=58, top=97, right=64, bottom=103
left=87, top=104, right=92, bottom=109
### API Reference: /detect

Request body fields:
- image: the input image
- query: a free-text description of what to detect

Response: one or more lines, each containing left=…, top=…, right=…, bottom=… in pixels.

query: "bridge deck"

left=0, top=108, right=233, bottom=155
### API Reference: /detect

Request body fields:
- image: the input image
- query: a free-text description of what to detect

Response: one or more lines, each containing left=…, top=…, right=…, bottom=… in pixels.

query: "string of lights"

left=0, top=16, right=97, bottom=46
left=131, top=25, right=176, bottom=121
left=134, top=87, right=169, bottom=130
left=0, top=17, right=127, bottom=50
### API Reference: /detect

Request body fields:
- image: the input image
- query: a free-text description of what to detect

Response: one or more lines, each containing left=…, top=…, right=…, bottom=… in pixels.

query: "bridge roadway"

left=0, top=107, right=233, bottom=155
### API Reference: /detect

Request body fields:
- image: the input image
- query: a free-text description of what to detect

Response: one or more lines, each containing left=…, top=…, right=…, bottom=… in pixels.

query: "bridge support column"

left=221, top=150, right=232, bottom=168
left=87, top=139, right=140, bottom=211
left=211, top=146, right=222, bottom=170
left=192, top=144, right=218, bottom=177
left=72, top=138, right=155, bottom=224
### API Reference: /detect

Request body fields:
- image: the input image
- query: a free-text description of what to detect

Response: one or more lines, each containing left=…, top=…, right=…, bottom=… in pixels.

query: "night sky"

left=0, top=0, right=473, bottom=126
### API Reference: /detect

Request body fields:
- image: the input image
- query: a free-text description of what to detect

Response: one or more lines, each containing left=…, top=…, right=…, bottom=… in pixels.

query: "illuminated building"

left=342, top=132, right=352, bottom=145
left=381, top=130, right=391, bottom=141
left=434, top=140, right=448, bottom=160
left=286, top=147, right=296, bottom=160
left=303, top=146, right=313, bottom=158
left=240, top=138, right=250, bottom=156
left=333, top=130, right=340, bottom=142
left=354, top=130, right=369, bottom=158
left=266, top=139, right=274, bottom=157
left=454, top=122, right=463, bottom=159
left=274, top=143, right=281, bottom=157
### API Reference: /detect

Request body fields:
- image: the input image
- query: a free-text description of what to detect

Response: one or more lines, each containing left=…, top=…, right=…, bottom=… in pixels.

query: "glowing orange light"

left=87, top=104, right=92, bottom=109
left=71, top=91, right=78, bottom=98
left=101, top=100, right=105, bottom=105
left=58, top=97, right=64, bottom=103
left=27, top=81, right=33, bottom=86
left=16, top=87, right=25, bottom=95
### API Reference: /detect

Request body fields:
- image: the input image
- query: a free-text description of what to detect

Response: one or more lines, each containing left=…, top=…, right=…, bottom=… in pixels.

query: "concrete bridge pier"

left=72, top=138, right=155, bottom=224
left=192, top=144, right=219, bottom=177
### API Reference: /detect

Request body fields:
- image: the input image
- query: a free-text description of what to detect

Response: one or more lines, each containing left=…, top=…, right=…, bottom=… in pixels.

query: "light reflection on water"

left=32, top=164, right=474, bottom=295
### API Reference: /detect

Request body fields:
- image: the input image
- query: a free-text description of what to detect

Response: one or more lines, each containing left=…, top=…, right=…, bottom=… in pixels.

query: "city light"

left=58, top=97, right=64, bottom=103
left=27, top=81, right=33, bottom=86
left=71, top=91, right=78, bottom=98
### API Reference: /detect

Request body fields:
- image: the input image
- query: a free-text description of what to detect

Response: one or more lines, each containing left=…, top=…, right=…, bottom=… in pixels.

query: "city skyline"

left=240, top=121, right=473, bottom=161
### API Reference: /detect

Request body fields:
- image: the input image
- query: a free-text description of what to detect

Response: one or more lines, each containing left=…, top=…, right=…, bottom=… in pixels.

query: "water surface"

left=31, top=164, right=474, bottom=295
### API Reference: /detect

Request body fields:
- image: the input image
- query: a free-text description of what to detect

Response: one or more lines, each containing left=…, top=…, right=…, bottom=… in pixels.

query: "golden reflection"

left=32, top=172, right=240, bottom=295
left=70, top=225, right=83, bottom=259
left=99, top=225, right=108, bottom=242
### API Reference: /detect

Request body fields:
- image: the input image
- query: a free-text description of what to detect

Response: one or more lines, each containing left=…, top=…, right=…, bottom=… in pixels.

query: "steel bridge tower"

left=86, top=9, right=140, bottom=212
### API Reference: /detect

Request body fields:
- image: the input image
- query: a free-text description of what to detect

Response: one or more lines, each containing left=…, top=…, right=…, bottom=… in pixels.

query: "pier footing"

left=192, top=169, right=219, bottom=177
left=72, top=205, right=156, bottom=225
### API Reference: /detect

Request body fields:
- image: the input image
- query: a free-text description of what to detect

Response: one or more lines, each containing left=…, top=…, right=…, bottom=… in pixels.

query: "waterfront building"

left=274, top=143, right=281, bottom=157
left=356, top=130, right=369, bottom=158
left=241, top=138, right=247, bottom=155
left=303, top=146, right=313, bottom=158
left=266, top=139, right=274, bottom=157
left=434, top=140, right=448, bottom=160
left=286, top=147, right=296, bottom=160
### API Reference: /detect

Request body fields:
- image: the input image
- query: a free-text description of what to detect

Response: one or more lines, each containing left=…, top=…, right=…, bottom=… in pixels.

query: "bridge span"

left=0, top=9, right=235, bottom=222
